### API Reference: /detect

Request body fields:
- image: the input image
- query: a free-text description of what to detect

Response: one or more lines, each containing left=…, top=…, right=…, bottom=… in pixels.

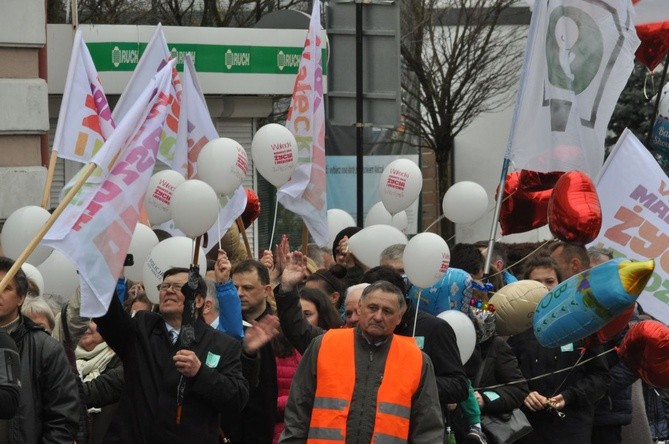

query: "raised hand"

left=259, top=250, right=274, bottom=271
left=214, top=249, right=232, bottom=283
left=336, top=236, right=355, bottom=268
left=280, top=251, right=307, bottom=291
left=275, top=234, right=291, bottom=274
left=242, top=315, right=281, bottom=354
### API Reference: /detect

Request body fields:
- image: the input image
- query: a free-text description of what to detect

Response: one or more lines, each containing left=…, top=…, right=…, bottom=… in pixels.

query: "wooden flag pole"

left=0, top=162, right=98, bottom=294
left=192, top=236, right=202, bottom=266
left=301, top=224, right=309, bottom=256
left=40, top=150, right=59, bottom=209
left=236, top=217, right=253, bottom=259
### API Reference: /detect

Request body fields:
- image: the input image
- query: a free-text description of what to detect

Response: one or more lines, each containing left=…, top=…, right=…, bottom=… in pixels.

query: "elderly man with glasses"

left=95, top=266, right=279, bottom=444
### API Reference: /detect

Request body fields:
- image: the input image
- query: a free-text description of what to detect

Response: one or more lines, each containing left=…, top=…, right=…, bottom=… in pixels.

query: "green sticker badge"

left=206, top=352, right=221, bottom=368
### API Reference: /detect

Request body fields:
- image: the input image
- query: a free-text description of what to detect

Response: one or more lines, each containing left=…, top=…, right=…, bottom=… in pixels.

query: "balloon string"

left=483, top=239, right=554, bottom=289
left=268, top=198, right=279, bottom=253
left=217, top=209, right=222, bottom=252
left=550, top=347, right=586, bottom=398
left=412, top=290, right=421, bottom=337
left=423, top=188, right=518, bottom=235
left=423, top=215, right=444, bottom=233
left=473, top=346, right=616, bottom=392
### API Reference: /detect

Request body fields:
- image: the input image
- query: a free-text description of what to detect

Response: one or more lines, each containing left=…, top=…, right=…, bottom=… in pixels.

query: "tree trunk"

left=435, top=139, right=455, bottom=245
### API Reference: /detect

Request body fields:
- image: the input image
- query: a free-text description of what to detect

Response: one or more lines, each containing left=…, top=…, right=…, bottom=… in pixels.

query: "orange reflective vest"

left=307, top=329, right=423, bottom=444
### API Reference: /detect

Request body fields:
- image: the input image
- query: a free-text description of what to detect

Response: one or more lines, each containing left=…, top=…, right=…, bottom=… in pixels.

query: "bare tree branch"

left=401, top=0, right=524, bottom=165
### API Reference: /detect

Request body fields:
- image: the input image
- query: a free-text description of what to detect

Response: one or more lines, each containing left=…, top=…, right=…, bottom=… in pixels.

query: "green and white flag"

left=506, top=0, right=640, bottom=179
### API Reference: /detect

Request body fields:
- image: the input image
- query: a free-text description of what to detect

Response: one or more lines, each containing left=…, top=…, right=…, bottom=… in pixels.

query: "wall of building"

left=0, top=0, right=49, bottom=219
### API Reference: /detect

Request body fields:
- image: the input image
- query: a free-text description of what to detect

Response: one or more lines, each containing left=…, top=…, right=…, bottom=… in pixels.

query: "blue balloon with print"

left=533, top=258, right=654, bottom=348
left=409, top=267, right=473, bottom=316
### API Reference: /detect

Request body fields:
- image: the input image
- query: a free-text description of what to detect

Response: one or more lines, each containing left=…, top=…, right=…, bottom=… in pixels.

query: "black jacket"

left=472, top=335, right=529, bottom=414
left=593, top=336, right=635, bottom=427
left=81, top=353, right=124, bottom=444
left=96, top=295, right=249, bottom=444
left=8, top=315, right=80, bottom=443
left=508, top=329, right=611, bottom=444
left=0, top=331, right=20, bottom=420
left=275, top=285, right=323, bottom=355
left=396, top=304, right=469, bottom=406
left=220, top=305, right=278, bottom=444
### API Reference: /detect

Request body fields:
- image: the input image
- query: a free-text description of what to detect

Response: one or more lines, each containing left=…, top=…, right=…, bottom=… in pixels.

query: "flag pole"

left=191, top=236, right=202, bottom=266
left=301, top=223, right=309, bottom=256
left=0, top=162, right=98, bottom=294
left=235, top=217, right=253, bottom=259
left=40, top=150, right=59, bottom=209
left=483, top=158, right=510, bottom=275
left=483, top=1, right=542, bottom=275
left=645, top=53, right=669, bottom=147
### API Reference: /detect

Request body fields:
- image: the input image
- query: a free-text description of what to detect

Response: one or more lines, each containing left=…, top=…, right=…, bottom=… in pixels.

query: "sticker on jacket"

left=206, top=352, right=221, bottom=368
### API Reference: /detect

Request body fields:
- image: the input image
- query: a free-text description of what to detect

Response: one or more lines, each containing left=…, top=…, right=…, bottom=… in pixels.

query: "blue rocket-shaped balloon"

left=533, top=258, right=654, bottom=348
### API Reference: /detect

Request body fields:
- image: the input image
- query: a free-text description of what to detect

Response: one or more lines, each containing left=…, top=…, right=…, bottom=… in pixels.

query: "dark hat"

left=332, top=226, right=362, bottom=257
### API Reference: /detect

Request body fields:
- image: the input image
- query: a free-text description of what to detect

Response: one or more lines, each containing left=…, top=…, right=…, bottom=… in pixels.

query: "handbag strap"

left=473, top=337, right=502, bottom=389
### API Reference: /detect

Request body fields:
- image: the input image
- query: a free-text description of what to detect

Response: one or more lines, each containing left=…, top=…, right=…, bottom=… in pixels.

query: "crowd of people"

left=0, top=224, right=667, bottom=444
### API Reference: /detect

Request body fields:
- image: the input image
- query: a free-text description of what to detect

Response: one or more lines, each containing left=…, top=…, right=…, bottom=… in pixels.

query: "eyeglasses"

left=157, top=282, right=186, bottom=292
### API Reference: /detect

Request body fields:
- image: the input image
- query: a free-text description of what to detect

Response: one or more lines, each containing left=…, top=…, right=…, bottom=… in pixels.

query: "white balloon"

left=144, top=170, right=185, bottom=225
left=348, top=225, right=408, bottom=268
left=442, top=181, right=489, bottom=224
left=437, top=310, right=477, bottom=364
left=365, top=202, right=409, bottom=233
left=379, top=159, right=423, bottom=215
left=365, top=202, right=392, bottom=226
left=197, top=137, right=248, bottom=196
left=125, top=224, right=159, bottom=282
left=251, top=123, right=298, bottom=188
left=391, top=212, right=409, bottom=233
left=404, top=233, right=450, bottom=288
left=22, top=263, right=44, bottom=296
left=1, top=206, right=54, bottom=266
left=170, top=180, right=220, bottom=238
left=327, top=209, right=356, bottom=245
left=143, top=237, right=207, bottom=303
left=37, top=250, right=78, bottom=305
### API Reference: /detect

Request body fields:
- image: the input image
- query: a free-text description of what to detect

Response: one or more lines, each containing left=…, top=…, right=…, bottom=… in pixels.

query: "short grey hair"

left=205, top=280, right=220, bottom=314
left=22, top=296, right=56, bottom=331
left=380, top=244, right=406, bottom=262
left=345, top=283, right=370, bottom=301
left=360, top=280, right=405, bottom=309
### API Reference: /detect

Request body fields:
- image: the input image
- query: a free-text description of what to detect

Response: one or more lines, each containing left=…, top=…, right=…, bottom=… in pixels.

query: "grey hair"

left=345, top=282, right=370, bottom=302
left=22, top=296, right=56, bottom=331
left=360, top=280, right=405, bottom=309
left=380, top=244, right=406, bottom=262
left=588, top=247, right=614, bottom=262
left=205, top=280, right=220, bottom=314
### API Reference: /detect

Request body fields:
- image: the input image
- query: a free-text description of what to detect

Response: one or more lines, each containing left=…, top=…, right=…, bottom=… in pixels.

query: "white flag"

left=277, top=0, right=328, bottom=247
left=43, top=61, right=178, bottom=317
left=590, top=129, right=669, bottom=324
left=111, top=24, right=182, bottom=169
left=161, top=54, right=248, bottom=253
left=53, top=30, right=115, bottom=165
left=506, top=0, right=640, bottom=179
